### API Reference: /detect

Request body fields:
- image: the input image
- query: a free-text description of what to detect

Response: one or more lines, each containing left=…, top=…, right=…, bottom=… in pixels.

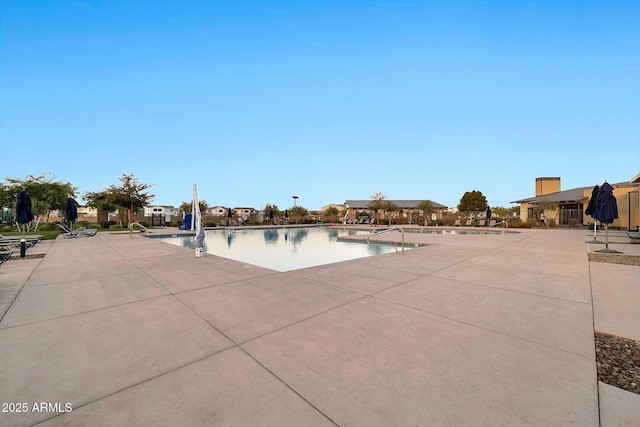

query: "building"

left=512, top=176, right=639, bottom=230
left=344, top=199, right=448, bottom=223
left=143, top=205, right=177, bottom=224
left=321, top=203, right=344, bottom=213
left=207, top=206, right=228, bottom=216
left=234, top=207, right=257, bottom=221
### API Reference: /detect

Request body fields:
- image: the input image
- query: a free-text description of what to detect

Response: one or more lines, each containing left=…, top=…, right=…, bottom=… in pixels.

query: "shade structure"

left=593, top=182, right=620, bottom=253
left=65, top=198, right=78, bottom=223
left=584, top=185, right=602, bottom=243
left=584, top=185, right=599, bottom=217
left=64, top=197, right=79, bottom=238
left=192, top=184, right=203, bottom=257
left=15, top=190, right=34, bottom=225
left=15, top=190, right=34, bottom=258
left=196, top=226, right=205, bottom=248
left=593, top=182, right=618, bottom=224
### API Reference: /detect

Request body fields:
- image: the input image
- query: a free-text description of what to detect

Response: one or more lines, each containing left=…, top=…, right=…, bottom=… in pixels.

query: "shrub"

left=569, top=218, right=581, bottom=228
left=37, top=222, right=56, bottom=231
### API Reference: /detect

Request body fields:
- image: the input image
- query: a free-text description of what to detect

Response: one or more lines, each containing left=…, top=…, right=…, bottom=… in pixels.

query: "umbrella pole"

left=588, top=221, right=604, bottom=244
left=20, top=222, right=26, bottom=258
left=596, top=223, right=622, bottom=253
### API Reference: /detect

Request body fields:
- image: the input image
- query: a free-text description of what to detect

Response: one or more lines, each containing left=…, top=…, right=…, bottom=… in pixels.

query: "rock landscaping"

left=595, top=333, right=640, bottom=395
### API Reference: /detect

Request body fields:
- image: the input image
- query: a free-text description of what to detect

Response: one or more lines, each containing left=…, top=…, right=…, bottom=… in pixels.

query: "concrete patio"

left=0, top=227, right=638, bottom=426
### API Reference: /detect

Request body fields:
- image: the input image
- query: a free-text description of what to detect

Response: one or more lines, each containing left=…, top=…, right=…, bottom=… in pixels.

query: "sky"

left=1, top=0, right=639, bottom=211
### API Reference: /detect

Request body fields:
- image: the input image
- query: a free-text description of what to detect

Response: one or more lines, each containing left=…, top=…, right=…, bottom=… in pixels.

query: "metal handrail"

left=489, top=220, right=509, bottom=233
left=366, top=226, right=405, bottom=255
left=129, top=222, right=150, bottom=234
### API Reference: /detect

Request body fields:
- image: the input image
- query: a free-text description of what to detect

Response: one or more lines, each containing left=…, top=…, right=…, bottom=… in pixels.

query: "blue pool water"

left=152, top=226, right=412, bottom=272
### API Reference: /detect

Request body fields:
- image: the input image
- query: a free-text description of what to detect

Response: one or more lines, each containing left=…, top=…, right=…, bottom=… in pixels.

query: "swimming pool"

left=152, top=226, right=413, bottom=272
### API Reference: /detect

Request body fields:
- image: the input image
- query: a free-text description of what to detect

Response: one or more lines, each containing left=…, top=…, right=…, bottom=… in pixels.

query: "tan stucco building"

left=513, top=176, right=639, bottom=231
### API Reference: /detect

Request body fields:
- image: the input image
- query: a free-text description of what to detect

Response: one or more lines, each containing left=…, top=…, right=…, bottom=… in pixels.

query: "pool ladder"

left=489, top=220, right=509, bottom=234
left=367, top=226, right=405, bottom=255
left=128, top=222, right=150, bottom=238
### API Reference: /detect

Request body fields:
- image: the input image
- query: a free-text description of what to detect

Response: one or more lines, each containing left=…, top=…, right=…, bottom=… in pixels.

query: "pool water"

left=152, top=226, right=411, bottom=272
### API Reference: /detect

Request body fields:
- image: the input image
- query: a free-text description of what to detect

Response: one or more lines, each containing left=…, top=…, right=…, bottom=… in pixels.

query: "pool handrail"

left=128, top=222, right=150, bottom=238
left=366, top=226, right=405, bottom=255
left=489, top=220, right=509, bottom=233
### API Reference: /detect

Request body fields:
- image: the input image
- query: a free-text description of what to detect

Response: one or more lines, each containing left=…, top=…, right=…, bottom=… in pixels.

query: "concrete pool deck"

left=0, top=227, right=638, bottom=426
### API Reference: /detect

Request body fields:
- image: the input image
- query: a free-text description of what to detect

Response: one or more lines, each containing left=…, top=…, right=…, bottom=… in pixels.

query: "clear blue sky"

left=1, top=0, right=639, bottom=210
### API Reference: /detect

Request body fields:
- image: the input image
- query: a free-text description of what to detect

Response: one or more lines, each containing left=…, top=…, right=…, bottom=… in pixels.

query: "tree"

left=179, top=200, right=208, bottom=214
left=457, top=190, right=488, bottom=215
left=491, top=206, right=517, bottom=218
left=106, top=174, right=154, bottom=225
left=533, top=199, right=559, bottom=227
left=367, top=192, right=387, bottom=224
left=381, top=200, right=399, bottom=225
left=2, top=174, right=76, bottom=230
left=85, top=190, right=120, bottom=225
left=290, top=205, right=308, bottom=219
left=264, top=203, right=280, bottom=222
left=325, top=206, right=339, bottom=222
left=416, top=200, right=435, bottom=226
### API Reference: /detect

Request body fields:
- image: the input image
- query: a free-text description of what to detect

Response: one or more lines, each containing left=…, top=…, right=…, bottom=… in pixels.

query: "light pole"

left=292, top=195, right=298, bottom=208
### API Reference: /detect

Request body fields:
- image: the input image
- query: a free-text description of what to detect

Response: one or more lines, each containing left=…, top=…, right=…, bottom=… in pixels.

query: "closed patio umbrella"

left=65, top=197, right=78, bottom=237
left=486, top=206, right=491, bottom=220
left=15, top=190, right=34, bottom=258
left=584, top=185, right=602, bottom=243
left=593, top=182, right=620, bottom=253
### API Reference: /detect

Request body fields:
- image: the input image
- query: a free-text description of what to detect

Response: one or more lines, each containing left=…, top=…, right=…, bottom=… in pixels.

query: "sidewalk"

left=0, top=228, right=637, bottom=426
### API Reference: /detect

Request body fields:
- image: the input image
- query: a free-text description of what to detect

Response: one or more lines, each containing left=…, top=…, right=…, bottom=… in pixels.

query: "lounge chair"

left=489, top=220, right=496, bottom=227
left=0, top=234, right=43, bottom=248
left=627, top=231, right=640, bottom=241
left=82, top=228, right=98, bottom=237
left=465, top=219, right=472, bottom=226
left=477, top=220, right=486, bottom=227
left=0, top=248, right=13, bottom=266
left=453, top=220, right=461, bottom=227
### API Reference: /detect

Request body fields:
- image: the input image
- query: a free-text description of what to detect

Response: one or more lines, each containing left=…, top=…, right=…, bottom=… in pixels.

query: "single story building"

left=344, top=199, right=448, bottom=223
left=512, top=176, right=639, bottom=230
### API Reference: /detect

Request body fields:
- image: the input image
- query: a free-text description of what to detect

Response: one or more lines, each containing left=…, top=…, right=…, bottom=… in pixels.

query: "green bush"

left=37, top=222, right=57, bottom=231
left=507, top=219, right=531, bottom=228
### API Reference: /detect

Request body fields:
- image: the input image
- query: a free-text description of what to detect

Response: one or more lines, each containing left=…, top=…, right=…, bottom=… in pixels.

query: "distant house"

left=144, top=205, right=177, bottom=217
left=321, top=203, right=344, bottom=213
left=233, top=207, right=257, bottom=222
left=207, top=206, right=228, bottom=216
left=143, top=205, right=177, bottom=224
left=344, top=199, right=448, bottom=223
left=512, top=176, right=639, bottom=230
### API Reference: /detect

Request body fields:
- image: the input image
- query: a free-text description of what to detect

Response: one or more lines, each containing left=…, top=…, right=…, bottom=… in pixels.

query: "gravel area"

left=595, top=333, right=640, bottom=395
left=588, top=253, right=640, bottom=266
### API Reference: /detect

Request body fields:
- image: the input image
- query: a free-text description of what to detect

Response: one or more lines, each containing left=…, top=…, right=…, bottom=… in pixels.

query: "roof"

left=344, top=199, right=447, bottom=209
left=147, top=205, right=176, bottom=209
left=512, top=181, right=634, bottom=204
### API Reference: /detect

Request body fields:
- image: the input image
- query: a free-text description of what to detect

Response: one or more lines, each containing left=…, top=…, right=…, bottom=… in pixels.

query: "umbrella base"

left=595, top=247, right=622, bottom=254
left=587, top=239, right=605, bottom=244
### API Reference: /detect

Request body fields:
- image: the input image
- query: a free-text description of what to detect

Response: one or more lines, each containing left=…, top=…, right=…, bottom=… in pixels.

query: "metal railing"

left=489, top=220, right=509, bottom=233
left=366, top=226, right=405, bottom=255
left=129, top=222, right=150, bottom=235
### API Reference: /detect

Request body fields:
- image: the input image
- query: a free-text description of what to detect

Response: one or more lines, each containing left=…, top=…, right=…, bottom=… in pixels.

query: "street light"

left=292, top=195, right=298, bottom=207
